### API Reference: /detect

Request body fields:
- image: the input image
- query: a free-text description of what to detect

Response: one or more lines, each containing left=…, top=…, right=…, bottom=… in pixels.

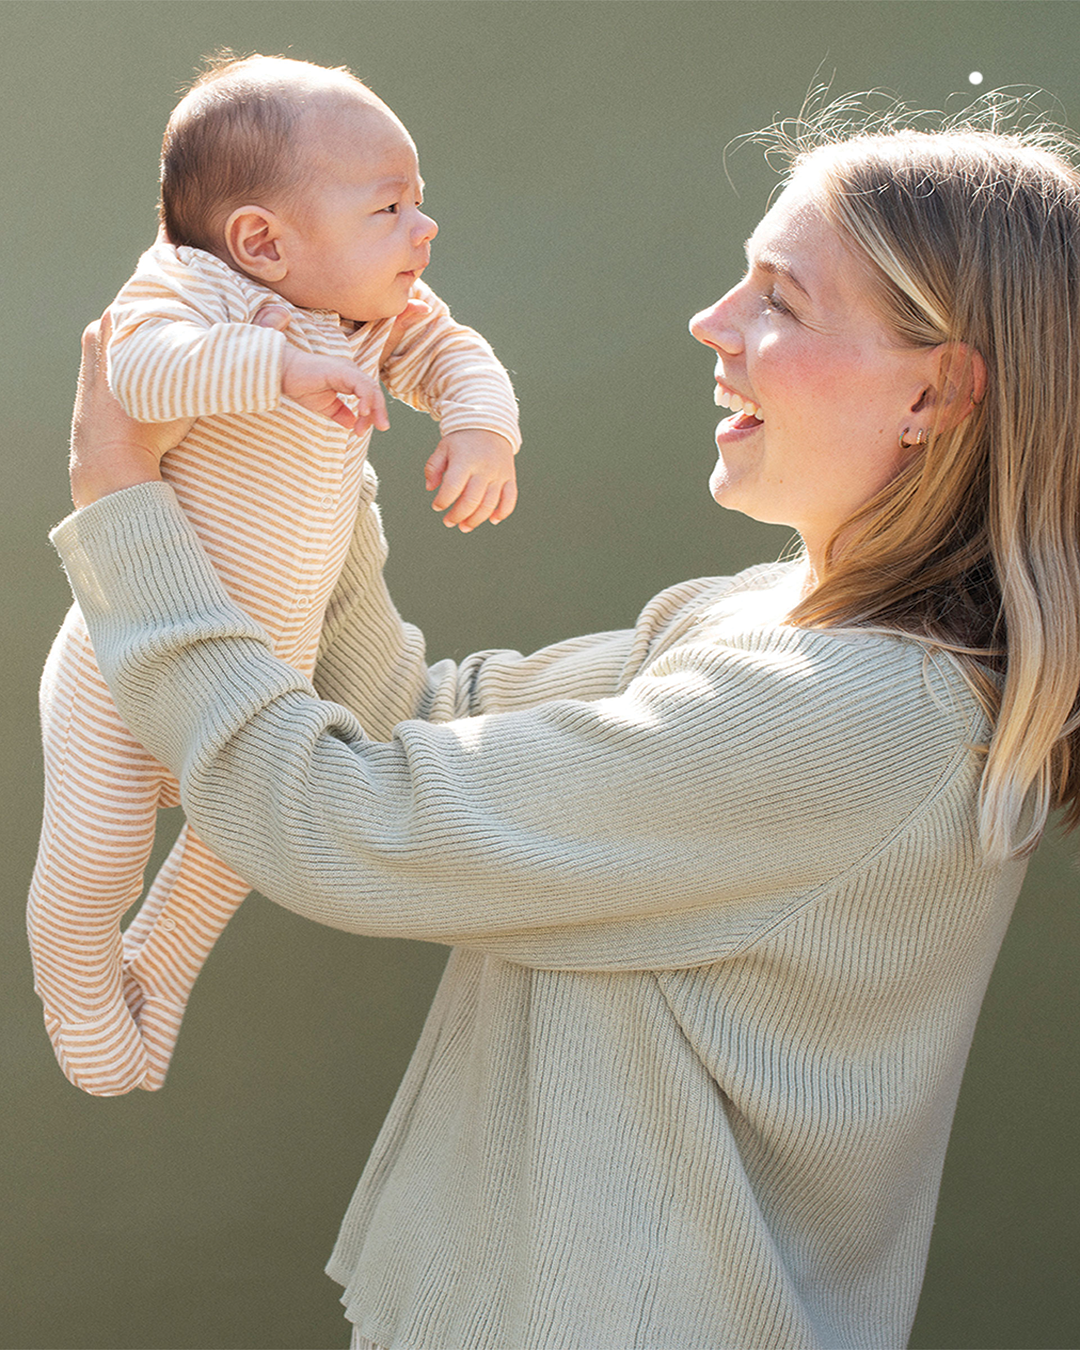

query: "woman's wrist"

left=69, top=444, right=163, bottom=510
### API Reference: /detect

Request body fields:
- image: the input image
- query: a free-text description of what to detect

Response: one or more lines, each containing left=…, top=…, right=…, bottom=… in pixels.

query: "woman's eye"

left=764, top=289, right=790, bottom=315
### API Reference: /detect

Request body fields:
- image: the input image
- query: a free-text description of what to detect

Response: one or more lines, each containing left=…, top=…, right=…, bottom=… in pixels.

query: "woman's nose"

left=689, top=290, right=742, bottom=354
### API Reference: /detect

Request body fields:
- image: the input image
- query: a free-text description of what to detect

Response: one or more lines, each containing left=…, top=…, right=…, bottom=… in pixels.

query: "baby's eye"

left=381, top=201, right=400, bottom=214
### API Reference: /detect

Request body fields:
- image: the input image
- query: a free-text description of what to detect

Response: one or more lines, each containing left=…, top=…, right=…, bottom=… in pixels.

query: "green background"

left=2, top=3, right=1077, bottom=1347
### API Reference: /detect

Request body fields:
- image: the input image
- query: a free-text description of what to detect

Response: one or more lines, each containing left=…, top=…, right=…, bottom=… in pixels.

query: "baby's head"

left=161, top=54, right=437, bottom=322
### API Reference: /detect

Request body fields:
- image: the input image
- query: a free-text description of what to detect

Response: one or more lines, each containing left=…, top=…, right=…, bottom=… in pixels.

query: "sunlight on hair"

left=723, top=85, right=1080, bottom=860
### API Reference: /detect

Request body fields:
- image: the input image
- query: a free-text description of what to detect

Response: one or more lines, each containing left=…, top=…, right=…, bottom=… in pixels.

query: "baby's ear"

left=224, top=206, right=288, bottom=283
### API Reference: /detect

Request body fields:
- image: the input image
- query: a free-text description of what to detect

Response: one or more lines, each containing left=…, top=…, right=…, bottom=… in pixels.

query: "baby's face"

left=275, top=98, right=438, bottom=323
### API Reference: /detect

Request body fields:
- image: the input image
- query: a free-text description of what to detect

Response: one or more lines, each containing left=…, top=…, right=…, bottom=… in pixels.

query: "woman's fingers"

left=252, top=304, right=292, bottom=332
left=69, top=310, right=193, bottom=508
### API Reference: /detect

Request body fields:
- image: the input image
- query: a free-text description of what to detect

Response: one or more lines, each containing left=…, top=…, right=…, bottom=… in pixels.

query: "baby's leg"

left=121, top=826, right=250, bottom=1090
left=28, top=608, right=168, bottom=1095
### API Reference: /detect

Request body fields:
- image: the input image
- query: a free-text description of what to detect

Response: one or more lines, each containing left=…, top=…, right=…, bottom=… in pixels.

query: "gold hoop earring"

left=899, top=428, right=928, bottom=450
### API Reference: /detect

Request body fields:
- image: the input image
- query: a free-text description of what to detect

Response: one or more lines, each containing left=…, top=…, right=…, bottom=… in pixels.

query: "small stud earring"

left=899, top=427, right=928, bottom=450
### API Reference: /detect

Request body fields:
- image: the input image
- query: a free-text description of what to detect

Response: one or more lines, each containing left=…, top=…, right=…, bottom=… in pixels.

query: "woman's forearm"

left=52, top=481, right=968, bottom=971
left=313, top=466, right=640, bottom=739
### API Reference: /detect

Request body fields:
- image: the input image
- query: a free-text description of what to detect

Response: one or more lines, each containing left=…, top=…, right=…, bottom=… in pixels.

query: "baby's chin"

left=384, top=293, right=432, bottom=327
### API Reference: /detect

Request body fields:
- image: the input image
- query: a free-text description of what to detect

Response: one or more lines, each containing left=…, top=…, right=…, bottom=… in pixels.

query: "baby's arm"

left=379, top=282, right=522, bottom=531
left=108, top=275, right=283, bottom=423
left=109, top=242, right=388, bottom=432
left=113, top=307, right=388, bottom=432
left=280, top=346, right=389, bottom=433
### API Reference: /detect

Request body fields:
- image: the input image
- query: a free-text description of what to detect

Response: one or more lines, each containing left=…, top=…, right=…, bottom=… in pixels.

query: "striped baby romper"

left=28, top=242, right=519, bottom=1095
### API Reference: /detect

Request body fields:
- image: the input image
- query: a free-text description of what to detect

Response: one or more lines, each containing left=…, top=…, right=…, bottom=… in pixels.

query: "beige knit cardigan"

left=53, top=467, right=1027, bottom=1350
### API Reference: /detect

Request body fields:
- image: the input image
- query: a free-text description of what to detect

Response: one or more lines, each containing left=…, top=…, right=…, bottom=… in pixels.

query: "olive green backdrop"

left=2, top=3, right=1077, bottom=1347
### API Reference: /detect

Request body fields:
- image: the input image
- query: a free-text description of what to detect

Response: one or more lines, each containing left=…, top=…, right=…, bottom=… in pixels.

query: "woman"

left=54, top=112, right=1080, bottom=1349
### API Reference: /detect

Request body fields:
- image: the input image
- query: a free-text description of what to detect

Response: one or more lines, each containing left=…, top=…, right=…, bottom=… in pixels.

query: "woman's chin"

left=709, top=464, right=746, bottom=510
left=709, top=471, right=791, bottom=530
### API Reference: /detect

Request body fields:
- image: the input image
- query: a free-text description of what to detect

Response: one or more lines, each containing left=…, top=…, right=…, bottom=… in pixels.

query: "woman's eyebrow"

left=743, top=240, right=810, bottom=297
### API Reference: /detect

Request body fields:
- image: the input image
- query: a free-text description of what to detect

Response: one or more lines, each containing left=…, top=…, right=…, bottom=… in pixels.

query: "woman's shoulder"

left=638, top=559, right=794, bottom=618
left=643, top=562, right=970, bottom=679
left=634, top=560, right=923, bottom=673
left=627, top=561, right=796, bottom=660
left=632, top=566, right=988, bottom=764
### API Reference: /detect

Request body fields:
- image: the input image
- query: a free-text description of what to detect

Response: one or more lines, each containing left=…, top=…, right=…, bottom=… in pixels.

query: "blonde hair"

left=160, top=52, right=371, bottom=256
left=759, top=101, right=1080, bottom=859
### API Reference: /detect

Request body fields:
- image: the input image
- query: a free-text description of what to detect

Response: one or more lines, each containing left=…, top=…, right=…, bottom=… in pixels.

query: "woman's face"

left=689, top=173, right=936, bottom=566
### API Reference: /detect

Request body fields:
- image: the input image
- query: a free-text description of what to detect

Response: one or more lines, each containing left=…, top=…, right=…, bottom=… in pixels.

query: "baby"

left=28, top=54, right=521, bottom=1096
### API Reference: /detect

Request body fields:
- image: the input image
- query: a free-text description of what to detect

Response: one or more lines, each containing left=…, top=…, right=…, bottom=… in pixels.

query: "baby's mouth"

left=714, top=381, right=764, bottom=424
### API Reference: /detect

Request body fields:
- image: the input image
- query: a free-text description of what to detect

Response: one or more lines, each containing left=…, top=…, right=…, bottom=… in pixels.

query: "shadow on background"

left=1, top=4, right=1076, bottom=1347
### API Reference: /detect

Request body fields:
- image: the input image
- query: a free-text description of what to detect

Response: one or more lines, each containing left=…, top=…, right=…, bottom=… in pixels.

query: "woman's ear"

left=916, top=342, right=987, bottom=430
left=223, top=206, right=288, bottom=283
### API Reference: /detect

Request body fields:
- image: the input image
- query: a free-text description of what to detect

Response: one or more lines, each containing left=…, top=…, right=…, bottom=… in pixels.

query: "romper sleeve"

left=53, top=483, right=980, bottom=972
left=377, top=280, right=521, bottom=452
left=107, top=243, right=285, bottom=422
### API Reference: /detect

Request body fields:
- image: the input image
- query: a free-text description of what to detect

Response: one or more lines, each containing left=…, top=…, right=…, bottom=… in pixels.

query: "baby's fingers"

left=424, top=444, right=450, bottom=493
left=442, top=479, right=505, bottom=532
left=355, top=382, right=390, bottom=433
left=487, top=477, right=518, bottom=524
left=324, top=398, right=360, bottom=431
left=429, top=459, right=473, bottom=514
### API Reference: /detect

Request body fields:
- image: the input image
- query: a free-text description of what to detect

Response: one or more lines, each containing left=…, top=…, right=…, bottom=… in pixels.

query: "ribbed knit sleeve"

left=53, top=485, right=1030, bottom=1350
left=53, top=483, right=983, bottom=971
left=107, top=243, right=285, bottom=422
left=312, top=465, right=638, bottom=740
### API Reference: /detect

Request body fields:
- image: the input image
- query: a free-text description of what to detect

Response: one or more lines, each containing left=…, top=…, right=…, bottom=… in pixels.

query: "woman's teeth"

left=714, top=384, right=763, bottom=421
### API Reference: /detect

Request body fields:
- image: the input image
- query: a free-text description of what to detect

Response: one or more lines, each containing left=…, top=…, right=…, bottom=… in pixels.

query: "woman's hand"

left=69, top=312, right=194, bottom=510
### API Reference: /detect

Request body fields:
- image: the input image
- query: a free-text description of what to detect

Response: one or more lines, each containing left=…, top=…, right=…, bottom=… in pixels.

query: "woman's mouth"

left=714, top=380, right=764, bottom=424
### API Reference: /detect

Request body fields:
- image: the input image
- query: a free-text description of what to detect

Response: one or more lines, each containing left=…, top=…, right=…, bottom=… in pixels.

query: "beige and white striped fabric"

left=28, top=242, right=519, bottom=1096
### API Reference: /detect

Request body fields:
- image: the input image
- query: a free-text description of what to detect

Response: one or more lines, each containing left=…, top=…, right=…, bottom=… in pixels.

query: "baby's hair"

left=160, top=51, right=370, bottom=256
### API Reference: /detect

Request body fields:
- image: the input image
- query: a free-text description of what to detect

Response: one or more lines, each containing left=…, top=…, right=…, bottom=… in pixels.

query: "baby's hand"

left=281, top=346, right=390, bottom=434
left=424, top=429, right=518, bottom=532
